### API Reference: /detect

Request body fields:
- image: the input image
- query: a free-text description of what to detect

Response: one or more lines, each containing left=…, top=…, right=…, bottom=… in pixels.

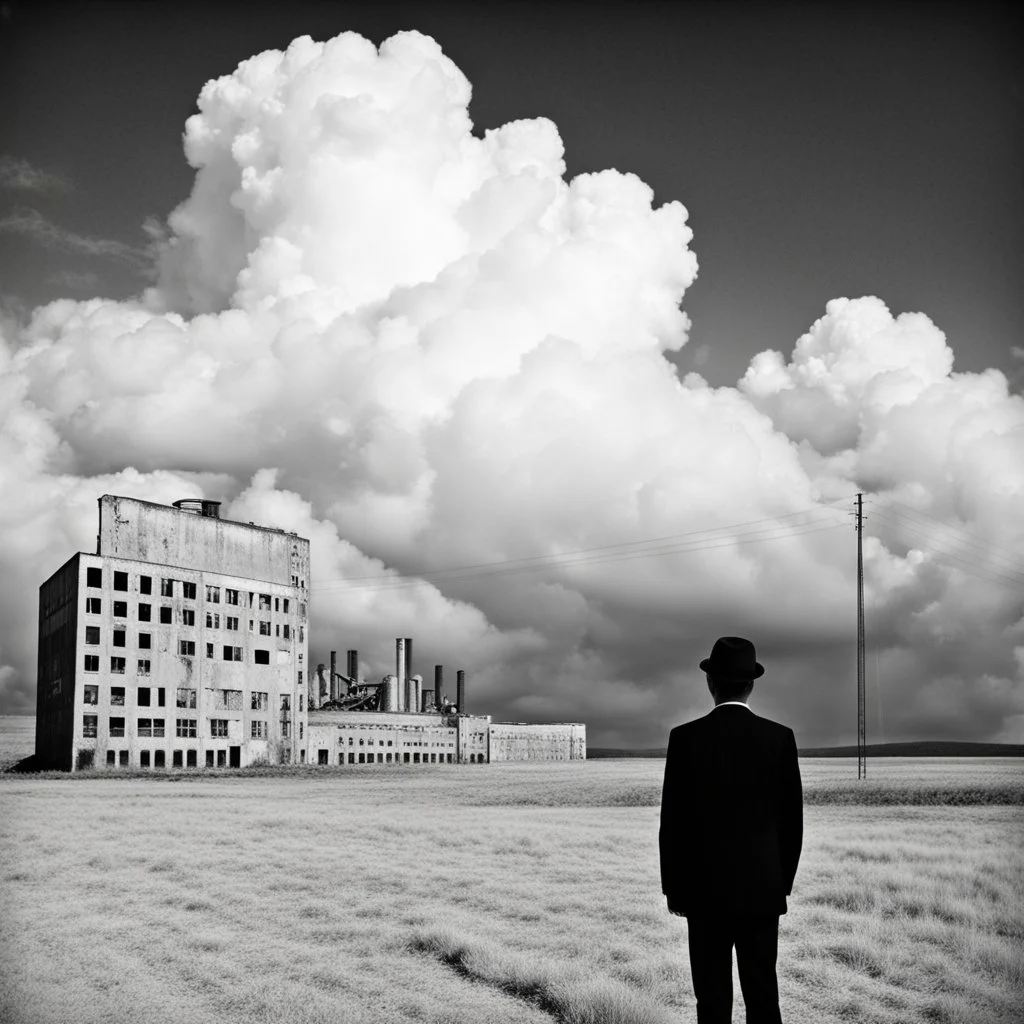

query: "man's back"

left=660, top=705, right=802, bottom=917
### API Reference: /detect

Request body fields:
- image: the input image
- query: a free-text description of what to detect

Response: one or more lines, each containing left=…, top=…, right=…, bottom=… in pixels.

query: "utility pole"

left=855, top=492, right=866, bottom=780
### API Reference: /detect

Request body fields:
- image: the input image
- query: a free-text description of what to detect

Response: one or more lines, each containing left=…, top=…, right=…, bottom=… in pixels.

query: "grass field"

left=1, top=719, right=1022, bottom=1024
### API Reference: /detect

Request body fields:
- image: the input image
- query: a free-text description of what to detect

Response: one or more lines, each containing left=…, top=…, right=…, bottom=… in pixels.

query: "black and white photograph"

left=1, top=3, right=1021, bottom=1022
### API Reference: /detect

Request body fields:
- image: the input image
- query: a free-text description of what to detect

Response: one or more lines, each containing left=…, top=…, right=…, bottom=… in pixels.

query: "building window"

left=140, top=575, right=152, bottom=595
left=86, top=567, right=102, bottom=588
left=210, top=719, right=228, bottom=737
left=85, top=626, right=100, bottom=645
left=226, top=616, right=239, bottom=630
left=107, top=750, right=116, bottom=766
left=214, top=690, right=243, bottom=711
left=110, top=687, right=125, bottom=706
left=138, top=659, right=151, bottom=676
left=83, top=684, right=99, bottom=705
left=258, top=594, right=271, bottom=610
left=186, top=750, right=197, bottom=767
left=173, top=751, right=183, bottom=767
left=112, top=630, right=125, bottom=648
left=348, top=752, right=355, bottom=764
left=274, top=597, right=279, bottom=612
left=299, top=722, right=304, bottom=740
left=138, top=718, right=153, bottom=737
left=109, top=717, right=125, bottom=737
left=176, top=688, right=196, bottom=709
left=248, top=619, right=254, bottom=632
left=159, top=607, right=172, bottom=624
left=182, top=582, right=196, bottom=600
left=251, top=692, right=268, bottom=711
left=113, top=571, right=128, bottom=592
left=281, top=721, right=290, bottom=738
left=259, top=620, right=271, bottom=636
left=275, top=624, right=280, bottom=637
left=83, top=654, right=99, bottom=672
left=113, top=601, right=127, bottom=618
left=180, top=640, right=195, bottom=657
left=140, top=751, right=151, bottom=768
left=206, top=643, right=214, bottom=659
left=282, top=598, right=290, bottom=613
left=222, top=645, right=242, bottom=661
left=117, top=750, right=128, bottom=766
left=299, top=626, right=304, bottom=642
left=217, top=750, right=226, bottom=767
left=299, top=602, right=306, bottom=618
left=280, top=695, right=291, bottom=711
left=161, top=578, right=174, bottom=597
left=110, top=657, right=126, bottom=674
left=157, top=687, right=165, bottom=707
left=298, top=670, right=303, bottom=687
left=154, top=750, right=166, bottom=768
left=86, top=597, right=101, bottom=614
left=181, top=609, right=195, bottom=626
left=358, top=753, right=365, bottom=764
left=176, top=718, right=197, bottom=738
left=82, top=715, right=98, bottom=737
left=225, top=589, right=239, bottom=605
left=282, top=624, right=290, bottom=640
left=299, top=694, right=303, bottom=712
left=138, top=603, right=151, bottom=622
left=206, top=612, right=220, bottom=629
left=291, top=574, right=298, bottom=586
left=138, top=632, right=151, bottom=650
left=138, top=687, right=151, bottom=707
left=250, top=721, right=266, bottom=739
left=206, top=585, right=220, bottom=603
left=254, top=649, right=270, bottom=665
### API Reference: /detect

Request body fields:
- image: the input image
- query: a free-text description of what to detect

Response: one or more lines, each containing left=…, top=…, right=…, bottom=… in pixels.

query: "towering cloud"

left=1, top=31, right=1020, bottom=746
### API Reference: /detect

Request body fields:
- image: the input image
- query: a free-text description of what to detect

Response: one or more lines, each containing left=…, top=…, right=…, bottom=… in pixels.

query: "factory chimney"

left=434, top=665, right=443, bottom=707
left=330, top=651, right=338, bottom=703
left=346, top=650, right=358, bottom=684
left=395, top=639, right=407, bottom=712
left=457, top=670, right=466, bottom=715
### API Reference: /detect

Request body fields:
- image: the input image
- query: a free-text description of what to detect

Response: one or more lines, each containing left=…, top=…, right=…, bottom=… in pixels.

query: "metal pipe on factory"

left=329, top=651, right=337, bottom=703
left=434, top=665, right=443, bottom=707
left=405, top=638, right=413, bottom=685
left=395, top=638, right=407, bottom=712
left=457, top=670, right=466, bottom=715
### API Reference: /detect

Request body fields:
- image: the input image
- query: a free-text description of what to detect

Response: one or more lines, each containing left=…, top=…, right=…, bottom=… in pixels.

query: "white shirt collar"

left=714, top=701, right=751, bottom=709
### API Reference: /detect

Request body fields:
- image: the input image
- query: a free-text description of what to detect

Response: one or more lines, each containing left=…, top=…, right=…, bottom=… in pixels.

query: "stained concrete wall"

left=488, top=722, right=587, bottom=761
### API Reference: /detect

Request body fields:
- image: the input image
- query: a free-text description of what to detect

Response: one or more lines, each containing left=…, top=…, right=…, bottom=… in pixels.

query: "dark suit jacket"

left=660, top=704, right=802, bottom=916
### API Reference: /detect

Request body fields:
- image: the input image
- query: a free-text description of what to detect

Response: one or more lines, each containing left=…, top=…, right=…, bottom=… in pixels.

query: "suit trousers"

left=685, top=912, right=782, bottom=1024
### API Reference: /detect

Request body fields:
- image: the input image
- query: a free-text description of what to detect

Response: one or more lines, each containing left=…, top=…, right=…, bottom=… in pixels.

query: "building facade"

left=35, top=496, right=310, bottom=771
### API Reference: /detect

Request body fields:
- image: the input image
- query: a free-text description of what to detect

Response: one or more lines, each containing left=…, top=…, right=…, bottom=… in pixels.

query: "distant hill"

left=589, top=741, right=1024, bottom=759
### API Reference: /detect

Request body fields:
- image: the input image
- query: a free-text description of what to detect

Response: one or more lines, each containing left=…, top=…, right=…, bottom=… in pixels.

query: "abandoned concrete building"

left=36, top=495, right=586, bottom=771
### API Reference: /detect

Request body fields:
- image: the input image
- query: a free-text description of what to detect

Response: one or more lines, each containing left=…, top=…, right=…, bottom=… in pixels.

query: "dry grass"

left=1, top=722, right=1022, bottom=1024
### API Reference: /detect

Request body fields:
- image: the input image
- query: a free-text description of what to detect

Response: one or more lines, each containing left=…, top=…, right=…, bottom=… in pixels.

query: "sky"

left=0, top=1, right=1021, bottom=748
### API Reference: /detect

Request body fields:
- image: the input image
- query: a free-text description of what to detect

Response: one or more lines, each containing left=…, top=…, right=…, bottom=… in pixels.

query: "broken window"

left=206, top=612, right=220, bottom=629
left=110, top=717, right=125, bottom=737
left=181, top=609, right=195, bottom=626
left=138, top=687, right=151, bottom=707
left=110, top=687, right=125, bottom=706
left=176, top=688, right=196, bottom=709
left=299, top=626, right=304, bottom=642
left=137, top=659, right=151, bottom=676
left=110, top=657, right=126, bottom=674
left=113, top=601, right=127, bottom=618
left=83, top=655, right=99, bottom=672
left=281, top=721, right=290, bottom=738
left=280, top=694, right=290, bottom=711
left=282, top=598, right=290, bottom=613
left=140, top=575, right=152, bottom=595
left=259, top=620, right=271, bottom=636
left=251, top=721, right=266, bottom=739
left=85, top=626, right=100, bottom=645
left=210, top=719, right=228, bottom=737
left=86, top=597, right=101, bottom=614
left=179, top=640, right=195, bottom=657
left=86, top=567, right=102, bottom=588
left=206, top=751, right=214, bottom=767
left=282, top=624, right=290, bottom=640
left=214, top=690, right=242, bottom=711
left=83, top=684, right=99, bottom=705
left=83, top=715, right=98, bottom=737
left=139, top=633, right=151, bottom=649
left=225, top=589, right=239, bottom=605
left=217, top=750, right=226, bottom=767
left=138, top=603, right=151, bottom=622
left=206, top=643, right=214, bottom=659
left=254, top=649, right=270, bottom=665
left=176, top=718, right=197, bottom=738
left=161, top=578, right=174, bottom=597
left=251, top=692, right=268, bottom=711
left=159, top=606, right=172, bottom=624
left=222, top=645, right=242, bottom=661
left=225, top=616, right=238, bottom=630
left=113, top=571, right=128, bottom=592
left=138, top=718, right=153, bottom=737
left=182, top=582, right=196, bottom=600
left=258, top=594, right=271, bottom=610
left=118, top=750, right=128, bottom=765
left=205, top=585, right=220, bottom=603
left=112, top=630, right=125, bottom=648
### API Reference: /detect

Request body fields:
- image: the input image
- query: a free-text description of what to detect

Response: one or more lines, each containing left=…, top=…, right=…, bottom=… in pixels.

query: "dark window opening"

left=140, top=575, right=152, bottom=595
left=172, top=751, right=183, bottom=768
left=113, top=571, right=128, bottom=592
left=138, top=688, right=151, bottom=707
left=138, top=603, right=151, bottom=622
left=140, top=751, right=150, bottom=768
left=182, top=582, right=196, bottom=600
left=85, top=626, right=100, bottom=645
left=112, top=630, right=125, bottom=648
left=86, top=567, right=102, bottom=588
left=254, top=649, right=270, bottom=665
left=110, top=687, right=125, bottom=706
left=82, top=715, right=98, bottom=738
left=118, top=750, right=128, bottom=766
left=206, top=751, right=214, bottom=767
left=139, top=633, right=151, bottom=649
left=110, top=717, right=125, bottom=738
left=106, top=750, right=115, bottom=766
left=154, top=750, right=166, bottom=768
left=318, top=749, right=328, bottom=765
left=159, top=607, right=172, bottom=624
left=186, top=750, right=197, bottom=767
left=113, top=601, right=127, bottom=618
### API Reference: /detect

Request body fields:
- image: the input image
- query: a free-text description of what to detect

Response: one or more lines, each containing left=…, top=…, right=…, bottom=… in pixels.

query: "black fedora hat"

left=699, top=636, right=764, bottom=681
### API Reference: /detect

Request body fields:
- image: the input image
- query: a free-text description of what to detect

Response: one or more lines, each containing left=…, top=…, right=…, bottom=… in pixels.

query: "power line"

left=311, top=499, right=855, bottom=593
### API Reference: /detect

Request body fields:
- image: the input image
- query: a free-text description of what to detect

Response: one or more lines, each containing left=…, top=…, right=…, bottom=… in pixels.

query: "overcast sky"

left=1, top=1, right=1021, bottom=747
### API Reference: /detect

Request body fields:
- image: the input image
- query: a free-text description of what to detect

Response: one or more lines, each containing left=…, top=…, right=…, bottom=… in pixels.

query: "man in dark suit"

left=660, top=637, right=802, bottom=1024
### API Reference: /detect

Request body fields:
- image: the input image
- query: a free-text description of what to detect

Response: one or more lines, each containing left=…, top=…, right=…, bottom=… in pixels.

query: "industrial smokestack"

left=330, top=651, right=337, bottom=703
left=434, top=665, right=443, bottom=707
left=347, top=649, right=358, bottom=684
left=405, top=638, right=413, bottom=682
left=383, top=674, right=398, bottom=711
left=396, top=638, right=406, bottom=712
left=411, top=674, right=422, bottom=714
left=457, top=670, right=465, bottom=715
